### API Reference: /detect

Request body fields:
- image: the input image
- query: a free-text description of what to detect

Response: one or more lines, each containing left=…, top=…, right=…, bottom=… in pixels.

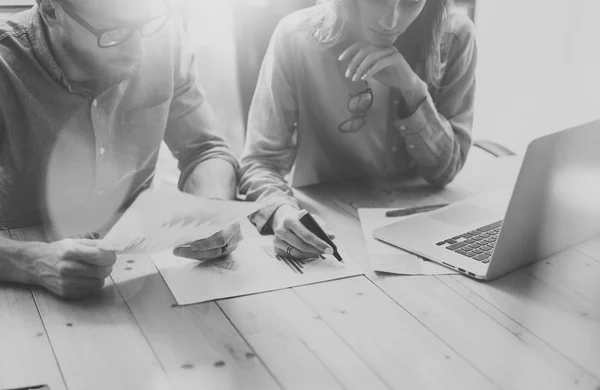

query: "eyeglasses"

left=58, top=0, right=172, bottom=48
left=338, top=82, right=374, bottom=133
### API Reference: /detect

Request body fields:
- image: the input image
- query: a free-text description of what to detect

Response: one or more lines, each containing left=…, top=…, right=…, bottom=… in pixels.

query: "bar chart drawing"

left=263, top=245, right=307, bottom=275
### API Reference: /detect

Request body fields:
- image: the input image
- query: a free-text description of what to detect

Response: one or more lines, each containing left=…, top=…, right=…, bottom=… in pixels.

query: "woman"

left=239, top=0, right=477, bottom=259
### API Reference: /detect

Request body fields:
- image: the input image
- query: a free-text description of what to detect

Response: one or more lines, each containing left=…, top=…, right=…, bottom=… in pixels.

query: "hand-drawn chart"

left=151, top=237, right=363, bottom=305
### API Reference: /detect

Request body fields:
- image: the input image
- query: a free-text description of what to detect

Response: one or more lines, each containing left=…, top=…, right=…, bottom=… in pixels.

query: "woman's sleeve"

left=394, top=17, right=478, bottom=188
left=238, top=19, right=301, bottom=234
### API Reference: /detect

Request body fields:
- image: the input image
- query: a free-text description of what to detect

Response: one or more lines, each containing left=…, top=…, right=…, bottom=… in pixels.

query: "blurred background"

left=2, top=0, right=599, bottom=186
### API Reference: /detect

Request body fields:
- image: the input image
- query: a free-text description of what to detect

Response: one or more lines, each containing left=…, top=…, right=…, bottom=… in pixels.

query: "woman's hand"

left=339, top=43, right=428, bottom=111
left=271, top=205, right=334, bottom=260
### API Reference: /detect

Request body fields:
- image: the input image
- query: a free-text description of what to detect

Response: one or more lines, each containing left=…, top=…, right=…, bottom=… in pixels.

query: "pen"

left=385, top=204, right=448, bottom=217
left=298, top=210, right=343, bottom=262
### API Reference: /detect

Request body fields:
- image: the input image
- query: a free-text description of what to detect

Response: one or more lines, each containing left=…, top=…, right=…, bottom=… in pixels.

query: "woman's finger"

left=276, top=226, right=323, bottom=255
left=354, top=49, right=396, bottom=81
left=338, top=42, right=362, bottom=62
left=284, top=218, right=333, bottom=254
left=274, top=237, right=318, bottom=260
left=346, top=46, right=376, bottom=79
left=362, top=56, right=396, bottom=80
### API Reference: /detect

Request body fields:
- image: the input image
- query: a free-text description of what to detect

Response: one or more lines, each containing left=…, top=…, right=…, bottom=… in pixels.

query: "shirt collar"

left=27, top=5, right=76, bottom=93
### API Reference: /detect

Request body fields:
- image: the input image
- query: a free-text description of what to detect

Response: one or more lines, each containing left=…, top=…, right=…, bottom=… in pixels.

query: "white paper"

left=358, top=208, right=458, bottom=275
left=98, top=189, right=262, bottom=254
left=153, top=237, right=363, bottom=305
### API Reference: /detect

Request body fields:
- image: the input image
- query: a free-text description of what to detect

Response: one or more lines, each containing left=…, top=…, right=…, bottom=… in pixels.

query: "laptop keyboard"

left=435, top=220, right=503, bottom=264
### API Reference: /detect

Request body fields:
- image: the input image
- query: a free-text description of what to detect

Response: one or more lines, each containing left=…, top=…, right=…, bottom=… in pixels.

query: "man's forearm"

left=182, top=158, right=238, bottom=200
left=0, top=237, right=37, bottom=285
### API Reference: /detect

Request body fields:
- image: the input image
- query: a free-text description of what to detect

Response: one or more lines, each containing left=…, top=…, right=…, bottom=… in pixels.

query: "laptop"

left=374, top=119, right=600, bottom=280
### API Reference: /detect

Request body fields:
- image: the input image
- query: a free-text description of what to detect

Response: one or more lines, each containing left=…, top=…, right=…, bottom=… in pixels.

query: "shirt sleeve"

left=163, top=20, right=239, bottom=191
left=238, top=19, right=301, bottom=234
left=394, top=16, right=478, bottom=188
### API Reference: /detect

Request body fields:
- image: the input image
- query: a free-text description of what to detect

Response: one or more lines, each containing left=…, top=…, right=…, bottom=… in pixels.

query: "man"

left=0, top=0, right=242, bottom=298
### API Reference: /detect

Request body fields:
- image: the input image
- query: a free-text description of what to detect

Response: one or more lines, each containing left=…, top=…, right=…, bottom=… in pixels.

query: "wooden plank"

left=294, top=277, right=499, bottom=390
left=438, top=275, right=600, bottom=389
left=455, top=265, right=600, bottom=380
left=219, top=288, right=390, bottom=390
left=523, top=248, right=600, bottom=310
left=576, top=235, right=600, bottom=264
left=0, top=230, right=66, bottom=390
left=376, top=274, right=600, bottom=390
left=10, top=227, right=174, bottom=390
left=110, top=251, right=280, bottom=390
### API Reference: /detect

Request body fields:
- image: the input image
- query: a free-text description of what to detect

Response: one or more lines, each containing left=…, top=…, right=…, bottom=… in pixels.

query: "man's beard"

left=62, top=35, right=139, bottom=91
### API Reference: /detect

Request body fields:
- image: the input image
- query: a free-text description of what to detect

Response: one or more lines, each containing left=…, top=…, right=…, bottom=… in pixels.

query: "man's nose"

left=378, top=5, right=401, bottom=30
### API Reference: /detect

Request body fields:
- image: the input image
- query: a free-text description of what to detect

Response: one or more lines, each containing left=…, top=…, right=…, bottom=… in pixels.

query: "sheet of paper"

left=153, top=237, right=363, bottom=305
left=358, top=208, right=458, bottom=275
left=98, top=189, right=262, bottom=254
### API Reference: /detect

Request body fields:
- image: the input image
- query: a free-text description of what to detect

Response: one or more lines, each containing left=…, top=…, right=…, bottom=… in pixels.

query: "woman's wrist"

left=271, top=204, right=300, bottom=229
left=396, top=78, right=428, bottom=116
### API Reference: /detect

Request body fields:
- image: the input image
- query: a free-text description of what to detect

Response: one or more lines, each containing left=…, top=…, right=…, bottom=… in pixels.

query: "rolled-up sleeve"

left=395, top=17, right=477, bottom=188
left=164, top=24, right=239, bottom=191
left=238, top=19, right=300, bottom=234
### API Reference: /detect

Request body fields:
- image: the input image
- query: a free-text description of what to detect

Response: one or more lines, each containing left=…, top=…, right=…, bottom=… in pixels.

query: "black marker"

left=298, top=210, right=343, bottom=262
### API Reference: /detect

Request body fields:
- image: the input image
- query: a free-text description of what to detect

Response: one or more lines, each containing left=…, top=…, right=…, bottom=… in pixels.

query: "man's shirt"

left=0, top=6, right=237, bottom=231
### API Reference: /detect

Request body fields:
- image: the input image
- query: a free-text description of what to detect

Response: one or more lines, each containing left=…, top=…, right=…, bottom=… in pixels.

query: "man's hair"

left=311, top=0, right=451, bottom=87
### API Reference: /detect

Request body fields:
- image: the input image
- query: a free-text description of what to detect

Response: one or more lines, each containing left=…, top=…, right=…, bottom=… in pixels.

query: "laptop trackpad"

left=429, top=204, right=489, bottom=227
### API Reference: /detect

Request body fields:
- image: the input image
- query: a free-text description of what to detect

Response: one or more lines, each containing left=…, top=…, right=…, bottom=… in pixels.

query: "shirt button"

left=391, top=146, right=399, bottom=153
left=99, top=147, right=106, bottom=157
left=395, top=121, right=407, bottom=131
left=408, top=145, right=415, bottom=149
left=92, top=100, right=98, bottom=108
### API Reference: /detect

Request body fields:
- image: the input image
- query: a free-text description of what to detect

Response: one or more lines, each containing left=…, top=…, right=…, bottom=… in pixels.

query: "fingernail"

left=345, top=69, right=351, bottom=78
left=352, top=74, right=358, bottom=82
left=325, top=247, right=334, bottom=255
left=338, top=55, right=344, bottom=61
left=361, top=74, right=367, bottom=81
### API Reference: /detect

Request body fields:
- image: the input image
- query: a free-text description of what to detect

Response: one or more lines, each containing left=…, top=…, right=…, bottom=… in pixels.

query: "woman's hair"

left=312, top=0, right=450, bottom=87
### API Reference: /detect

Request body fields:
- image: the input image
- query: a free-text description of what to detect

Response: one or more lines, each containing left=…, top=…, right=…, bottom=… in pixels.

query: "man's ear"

left=38, top=0, right=64, bottom=28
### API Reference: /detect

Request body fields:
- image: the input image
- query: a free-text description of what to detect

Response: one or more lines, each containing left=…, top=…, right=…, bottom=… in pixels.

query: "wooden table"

left=1, top=156, right=599, bottom=390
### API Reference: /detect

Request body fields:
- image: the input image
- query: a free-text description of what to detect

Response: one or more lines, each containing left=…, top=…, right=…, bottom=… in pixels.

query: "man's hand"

left=271, top=205, right=334, bottom=260
left=339, top=43, right=428, bottom=111
left=173, top=223, right=243, bottom=261
left=25, top=239, right=117, bottom=299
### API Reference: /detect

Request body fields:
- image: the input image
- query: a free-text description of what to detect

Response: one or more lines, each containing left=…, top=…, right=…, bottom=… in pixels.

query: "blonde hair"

left=312, top=0, right=450, bottom=87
